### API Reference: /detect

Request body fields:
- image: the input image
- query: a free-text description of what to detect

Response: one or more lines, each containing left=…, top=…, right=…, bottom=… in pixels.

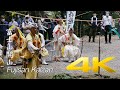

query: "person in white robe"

left=52, top=20, right=65, bottom=61
left=58, top=28, right=80, bottom=62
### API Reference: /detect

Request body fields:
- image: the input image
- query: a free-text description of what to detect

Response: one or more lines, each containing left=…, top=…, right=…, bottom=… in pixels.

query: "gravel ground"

left=0, top=35, right=120, bottom=79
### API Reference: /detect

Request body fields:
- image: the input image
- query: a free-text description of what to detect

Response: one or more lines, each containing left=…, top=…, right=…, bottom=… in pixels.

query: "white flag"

left=66, top=11, right=76, bottom=33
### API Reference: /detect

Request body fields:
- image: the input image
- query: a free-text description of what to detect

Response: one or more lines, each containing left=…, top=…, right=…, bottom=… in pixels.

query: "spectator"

left=43, top=15, right=52, bottom=40
left=16, top=14, right=22, bottom=28
left=50, top=20, right=56, bottom=39
left=118, top=19, right=120, bottom=34
left=0, top=15, right=9, bottom=55
left=89, top=13, right=98, bottom=42
left=102, top=11, right=113, bottom=44
left=37, top=19, right=48, bottom=35
left=9, top=18, right=18, bottom=27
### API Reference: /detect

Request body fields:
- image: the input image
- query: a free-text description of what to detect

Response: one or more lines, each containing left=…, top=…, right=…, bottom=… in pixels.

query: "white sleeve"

left=0, top=44, right=3, bottom=49
left=73, top=34, right=80, bottom=46
left=40, top=33, right=45, bottom=47
left=73, top=34, right=80, bottom=41
left=22, top=22, right=26, bottom=29
left=91, top=17, right=93, bottom=24
left=28, top=41, right=39, bottom=50
left=102, top=17, right=105, bottom=26
left=111, top=16, right=114, bottom=27
left=42, top=25, right=48, bottom=30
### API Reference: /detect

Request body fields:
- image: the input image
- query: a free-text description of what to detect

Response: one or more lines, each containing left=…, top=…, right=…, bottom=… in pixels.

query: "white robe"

left=58, top=33, right=80, bottom=58
left=53, top=24, right=65, bottom=41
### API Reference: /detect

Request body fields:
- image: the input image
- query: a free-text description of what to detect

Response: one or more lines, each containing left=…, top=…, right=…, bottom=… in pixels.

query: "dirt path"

left=1, top=35, right=120, bottom=79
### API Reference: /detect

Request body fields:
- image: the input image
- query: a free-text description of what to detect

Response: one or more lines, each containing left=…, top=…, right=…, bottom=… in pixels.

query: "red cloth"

left=55, top=29, right=60, bottom=34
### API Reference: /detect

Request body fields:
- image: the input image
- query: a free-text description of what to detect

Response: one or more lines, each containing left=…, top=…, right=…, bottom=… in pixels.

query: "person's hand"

left=41, top=48, right=44, bottom=51
left=35, top=48, right=40, bottom=51
left=61, top=30, right=65, bottom=35
left=34, top=48, right=40, bottom=54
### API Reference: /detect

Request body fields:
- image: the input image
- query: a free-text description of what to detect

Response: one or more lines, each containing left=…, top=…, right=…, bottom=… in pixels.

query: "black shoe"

left=109, top=42, right=112, bottom=44
left=105, top=42, right=107, bottom=44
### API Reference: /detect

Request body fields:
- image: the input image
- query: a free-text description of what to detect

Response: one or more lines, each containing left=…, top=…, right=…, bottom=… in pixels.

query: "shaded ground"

left=0, top=35, right=120, bottom=79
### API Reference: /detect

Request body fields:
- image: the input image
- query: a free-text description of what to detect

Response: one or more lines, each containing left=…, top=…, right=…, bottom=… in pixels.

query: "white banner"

left=66, top=11, right=76, bottom=33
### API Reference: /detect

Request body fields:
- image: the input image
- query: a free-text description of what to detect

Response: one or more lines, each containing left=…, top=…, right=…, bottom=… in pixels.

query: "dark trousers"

left=89, top=26, right=97, bottom=42
left=44, top=28, right=53, bottom=40
left=104, top=25, right=111, bottom=43
left=0, top=35, right=5, bottom=45
left=100, top=29, right=105, bottom=36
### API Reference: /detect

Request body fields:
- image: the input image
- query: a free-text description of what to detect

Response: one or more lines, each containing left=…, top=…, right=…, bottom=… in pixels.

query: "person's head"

left=57, top=20, right=63, bottom=25
left=30, top=27, right=37, bottom=35
left=29, top=24, right=38, bottom=35
left=69, top=28, right=74, bottom=36
left=1, top=15, right=5, bottom=22
left=93, top=13, right=97, bottom=18
left=105, top=11, right=110, bottom=16
left=25, top=15, right=30, bottom=22
left=12, top=18, right=15, bottom=22
left=17, top=15, right=20, bottom=18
